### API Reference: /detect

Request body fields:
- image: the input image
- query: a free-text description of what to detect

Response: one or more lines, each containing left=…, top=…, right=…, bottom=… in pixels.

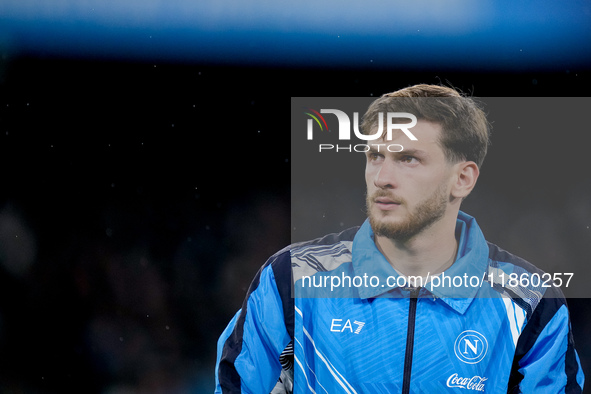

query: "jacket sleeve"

left=215, top=253, right=293, bottom=393
left=508, top=291, right=585, bottom=393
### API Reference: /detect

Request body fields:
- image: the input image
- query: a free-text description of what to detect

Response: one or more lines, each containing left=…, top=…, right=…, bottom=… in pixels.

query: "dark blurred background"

left=1, top=1, right=590, bottom=392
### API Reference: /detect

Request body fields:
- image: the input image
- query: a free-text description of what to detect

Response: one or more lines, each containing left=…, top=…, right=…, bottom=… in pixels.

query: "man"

left=215, top=85, right=585, bottom=393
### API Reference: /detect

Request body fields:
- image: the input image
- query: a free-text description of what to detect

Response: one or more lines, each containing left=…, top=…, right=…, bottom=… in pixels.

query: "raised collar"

left=351, top=211, right=489, bottom=313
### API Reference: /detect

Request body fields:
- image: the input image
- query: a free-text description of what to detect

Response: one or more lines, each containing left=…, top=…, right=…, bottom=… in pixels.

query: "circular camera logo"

left=454, top=330, right=488, bottom=364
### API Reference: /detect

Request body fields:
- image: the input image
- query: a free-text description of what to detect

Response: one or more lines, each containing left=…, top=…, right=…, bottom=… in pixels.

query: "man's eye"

left=368, top=152, right=381, bottom=161
left=401, top=156, right=418, bottom=164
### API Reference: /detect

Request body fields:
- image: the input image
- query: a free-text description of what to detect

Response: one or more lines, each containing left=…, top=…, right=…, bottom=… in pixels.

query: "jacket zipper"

left=402, top=287, right=420, bottom=394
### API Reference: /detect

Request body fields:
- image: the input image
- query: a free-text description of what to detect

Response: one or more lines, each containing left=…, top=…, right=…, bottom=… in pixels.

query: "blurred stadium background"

left=0, top=1, right=590, bottom=392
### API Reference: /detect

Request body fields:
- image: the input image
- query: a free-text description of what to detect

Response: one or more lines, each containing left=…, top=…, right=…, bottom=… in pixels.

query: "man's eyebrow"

left=365, top=146, right=428, bottom=158
left=397, top=148, right=426, bottom=156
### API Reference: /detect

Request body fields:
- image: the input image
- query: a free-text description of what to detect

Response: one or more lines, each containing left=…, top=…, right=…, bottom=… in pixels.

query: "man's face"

left=365, top=120, right=455, bottom=240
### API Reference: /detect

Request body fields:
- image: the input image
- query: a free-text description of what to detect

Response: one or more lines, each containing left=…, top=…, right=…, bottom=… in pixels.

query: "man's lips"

left=374, top=198, right=401, bottom=210
left=375, top=198, right=398, bottom=204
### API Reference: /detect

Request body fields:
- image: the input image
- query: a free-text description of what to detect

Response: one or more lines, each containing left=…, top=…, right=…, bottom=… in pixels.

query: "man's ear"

left=451, top=161, right=479, bottom=199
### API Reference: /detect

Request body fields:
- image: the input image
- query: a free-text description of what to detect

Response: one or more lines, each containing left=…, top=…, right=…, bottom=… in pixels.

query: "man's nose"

left=374, top=161, right=398, bottom=189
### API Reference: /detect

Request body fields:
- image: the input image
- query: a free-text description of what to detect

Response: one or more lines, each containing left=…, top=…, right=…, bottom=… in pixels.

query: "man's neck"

left=374, top=214, right=459, bottom=279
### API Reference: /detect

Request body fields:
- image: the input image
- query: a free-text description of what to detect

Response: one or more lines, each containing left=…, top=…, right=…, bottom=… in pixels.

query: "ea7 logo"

left=305, top=109, right=418, bottom=141
left=330, top=319, right=366, bottom=334
left=454, top=330, right=489, bottom=364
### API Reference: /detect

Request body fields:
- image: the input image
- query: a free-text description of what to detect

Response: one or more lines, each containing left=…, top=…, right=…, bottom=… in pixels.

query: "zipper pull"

left=406, top=286, right=420, bottom=298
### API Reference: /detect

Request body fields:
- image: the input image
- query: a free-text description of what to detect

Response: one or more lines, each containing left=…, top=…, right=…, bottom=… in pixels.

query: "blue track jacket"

left=216, top=212, right=584, bottom=393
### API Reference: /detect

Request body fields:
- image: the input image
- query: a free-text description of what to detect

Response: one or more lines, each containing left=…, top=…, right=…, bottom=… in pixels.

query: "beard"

left=366, top=183, right=449, bottom=241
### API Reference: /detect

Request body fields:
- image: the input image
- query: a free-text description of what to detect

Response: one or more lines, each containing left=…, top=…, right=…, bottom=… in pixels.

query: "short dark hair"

left=360, top=84, right=491, bottom=168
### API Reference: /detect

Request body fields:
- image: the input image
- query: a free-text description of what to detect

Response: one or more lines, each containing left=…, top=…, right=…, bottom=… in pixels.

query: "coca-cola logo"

left=446, top=374, right=487, bottom=391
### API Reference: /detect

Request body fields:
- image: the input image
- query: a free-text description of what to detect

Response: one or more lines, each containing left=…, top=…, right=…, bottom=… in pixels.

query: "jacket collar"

left=351, top=211, right=489, bottom=314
